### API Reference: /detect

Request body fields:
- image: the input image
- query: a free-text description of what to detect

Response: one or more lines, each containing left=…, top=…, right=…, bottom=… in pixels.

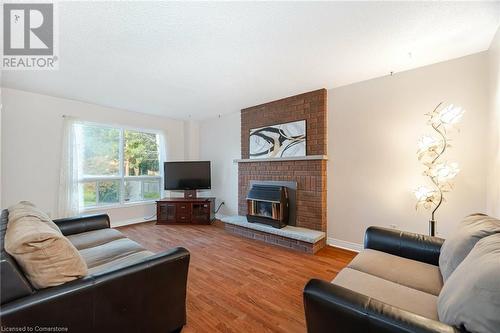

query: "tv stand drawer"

left=177, top=213, right=190, bottom=222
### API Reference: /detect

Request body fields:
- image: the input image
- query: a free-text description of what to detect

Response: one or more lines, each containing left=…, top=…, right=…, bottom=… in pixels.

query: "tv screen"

left=164, top=161, right=211, bottom=190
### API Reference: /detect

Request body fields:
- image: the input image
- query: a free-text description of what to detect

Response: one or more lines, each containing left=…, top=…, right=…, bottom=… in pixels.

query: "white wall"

left=487, top=27, right=500, bottom=217
left=328, top=52, right=489, bottom=246
left=184, top=120, right=200, bottom=160
left=198, top=112, right=240, bottom=216
left=1, top=88, right=186, bottom=226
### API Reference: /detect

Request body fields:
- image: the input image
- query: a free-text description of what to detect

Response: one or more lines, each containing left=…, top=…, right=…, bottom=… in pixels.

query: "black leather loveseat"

left=0, top=209, right=190, bottom=333
left=303, top=227, right=464, bottom=333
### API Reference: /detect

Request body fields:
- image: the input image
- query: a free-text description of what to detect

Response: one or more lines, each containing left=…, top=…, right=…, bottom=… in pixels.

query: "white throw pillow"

left=439, top=213, right=500, bottom=281
left=438, top=233, right=500, bottom=333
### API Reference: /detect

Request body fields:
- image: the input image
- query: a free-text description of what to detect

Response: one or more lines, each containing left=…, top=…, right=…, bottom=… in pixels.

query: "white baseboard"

left=111, top=217, right=155, bottom=228
left=327, top=237, right=363, bottom=252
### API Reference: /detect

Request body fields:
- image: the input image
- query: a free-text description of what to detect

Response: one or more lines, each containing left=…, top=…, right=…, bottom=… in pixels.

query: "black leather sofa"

left=303, top=227, right=465, bottom=333
left=0, top=209, right=190, bottom=333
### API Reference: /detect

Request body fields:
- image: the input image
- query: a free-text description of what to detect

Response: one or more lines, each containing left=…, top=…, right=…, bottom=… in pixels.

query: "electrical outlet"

left=389, top=224, right=399, bottom=229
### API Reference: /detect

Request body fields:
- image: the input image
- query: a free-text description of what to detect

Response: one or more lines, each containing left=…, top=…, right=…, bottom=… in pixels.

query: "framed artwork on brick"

left=249, top=120, right=306, bottom=159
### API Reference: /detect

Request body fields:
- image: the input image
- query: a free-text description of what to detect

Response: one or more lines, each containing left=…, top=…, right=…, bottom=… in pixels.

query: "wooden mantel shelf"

left=233, top=155, right=328, bottom=163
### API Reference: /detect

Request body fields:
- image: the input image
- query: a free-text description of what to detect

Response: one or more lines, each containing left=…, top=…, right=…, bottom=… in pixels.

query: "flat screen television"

left=164, top=161, right=211, bottom=190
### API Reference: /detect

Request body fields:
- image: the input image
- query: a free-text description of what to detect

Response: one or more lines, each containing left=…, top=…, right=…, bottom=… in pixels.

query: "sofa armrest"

left=53, top=214, right=110, bottom=236
left=304, top=279, right=460, bottom=333
left=364, top=227, right=444, bottom=266
left=0, top=247, right=190, bottom=333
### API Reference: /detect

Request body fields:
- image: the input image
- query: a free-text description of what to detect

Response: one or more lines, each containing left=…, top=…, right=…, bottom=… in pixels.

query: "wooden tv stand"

left=156, top=198, right=215, bottom=225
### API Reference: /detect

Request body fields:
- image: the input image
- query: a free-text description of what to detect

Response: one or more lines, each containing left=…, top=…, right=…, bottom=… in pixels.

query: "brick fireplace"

left=239, top=89, right=327, bottom=230
left=238, top=159, right=326, bottom=231
left=224, top=89, right=328, bottom=253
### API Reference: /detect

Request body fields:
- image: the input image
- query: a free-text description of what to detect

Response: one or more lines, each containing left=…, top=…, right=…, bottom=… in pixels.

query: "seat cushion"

left=67, top=228, right=126, bottom=250
left=439, top=213, right=500, bottom=281
left=348, top=249, right=443, bottom=295
left=71, top=228, right=155, bottom=276
left=438, top=233, right=500, bottom=333
left=332, top=268, right=439, bottom=320
left=79, top=237, right=149, bottom=269
left=88, top=250, right=155, bottom=275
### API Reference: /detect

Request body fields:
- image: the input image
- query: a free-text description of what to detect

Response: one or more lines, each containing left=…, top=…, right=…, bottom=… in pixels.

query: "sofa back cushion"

left=439, top=213, right=500, bottom=281
left=0, top=209, right=33, bottom=304
left=438, top=233, right=500, bottom=333
left=5, top=204, right=88, bottom=289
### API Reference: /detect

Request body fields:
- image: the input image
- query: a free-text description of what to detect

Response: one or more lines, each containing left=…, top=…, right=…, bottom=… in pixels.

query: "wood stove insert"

left=247, top=185, right=289, bottom=229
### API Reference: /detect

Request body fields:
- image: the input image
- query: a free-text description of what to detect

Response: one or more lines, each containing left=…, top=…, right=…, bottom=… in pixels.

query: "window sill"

left=81, top=200, right=157, bottom=213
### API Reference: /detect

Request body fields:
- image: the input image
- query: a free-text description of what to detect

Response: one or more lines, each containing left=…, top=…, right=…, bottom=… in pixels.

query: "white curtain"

left=58, top=116, right=81, bottom=218
left=158, top=132, right=167, bottom=198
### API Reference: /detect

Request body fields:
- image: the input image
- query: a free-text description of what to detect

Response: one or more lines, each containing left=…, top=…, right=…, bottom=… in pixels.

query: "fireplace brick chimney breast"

left=238, top=89, right=327, bottom=232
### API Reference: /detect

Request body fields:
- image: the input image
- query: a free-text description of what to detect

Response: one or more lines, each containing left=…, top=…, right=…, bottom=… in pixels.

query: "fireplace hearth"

left=247, top=184, right=289, bottom=229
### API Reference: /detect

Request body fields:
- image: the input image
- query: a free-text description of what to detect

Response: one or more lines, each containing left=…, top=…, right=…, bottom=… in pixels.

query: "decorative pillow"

left=438, top=233, right=500, bottom=333
left=8, top=201, right=61, bottom=234
left=439, top=213, right=500, bottom=281
left=5, top=210, right=87, bottom=289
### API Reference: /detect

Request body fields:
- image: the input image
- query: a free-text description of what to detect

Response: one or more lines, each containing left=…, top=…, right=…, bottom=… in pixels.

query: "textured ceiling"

left=2, top=1, right=499, bottom=120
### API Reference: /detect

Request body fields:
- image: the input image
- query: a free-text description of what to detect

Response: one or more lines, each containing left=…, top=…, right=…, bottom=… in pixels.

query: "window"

left=75, top=123, right=162, bottom=209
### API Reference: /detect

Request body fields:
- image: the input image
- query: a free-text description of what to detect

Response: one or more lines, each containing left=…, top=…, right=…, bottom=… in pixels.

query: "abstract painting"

left=249, top=120, right=306, bottom=159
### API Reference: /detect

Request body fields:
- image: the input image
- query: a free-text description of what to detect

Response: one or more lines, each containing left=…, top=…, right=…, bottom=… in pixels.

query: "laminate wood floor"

left=118, top=222, right=356, bottom=333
